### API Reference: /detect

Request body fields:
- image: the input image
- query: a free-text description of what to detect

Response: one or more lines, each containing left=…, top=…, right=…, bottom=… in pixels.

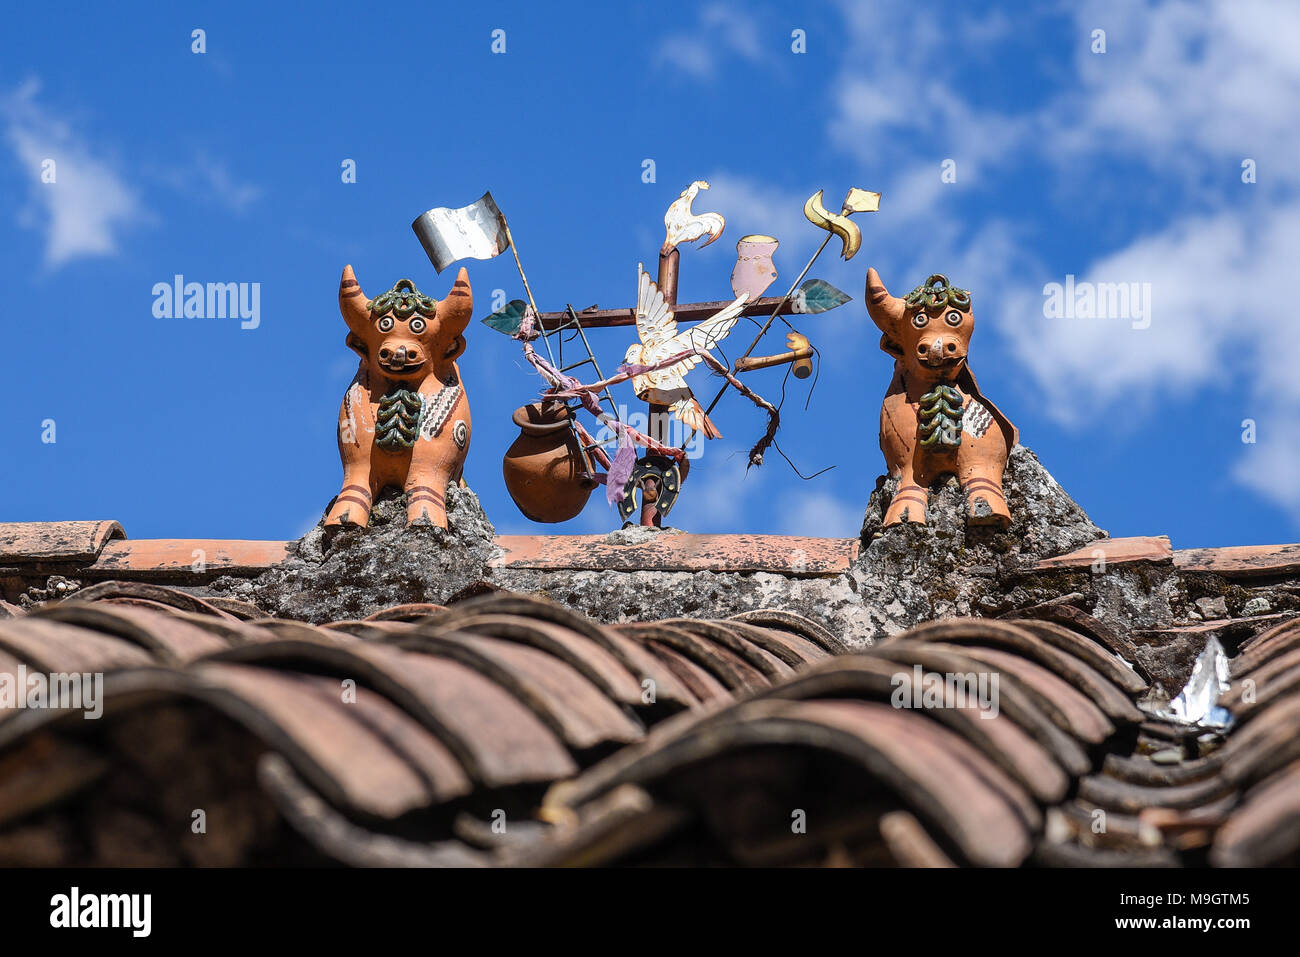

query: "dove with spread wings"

left=622, top=263, right=750, bottom=440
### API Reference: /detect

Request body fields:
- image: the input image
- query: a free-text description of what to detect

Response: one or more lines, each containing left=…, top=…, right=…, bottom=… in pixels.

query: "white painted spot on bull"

left=963, top=399, right=993, bottom=439
left=418, top=383, right=463, bottom=441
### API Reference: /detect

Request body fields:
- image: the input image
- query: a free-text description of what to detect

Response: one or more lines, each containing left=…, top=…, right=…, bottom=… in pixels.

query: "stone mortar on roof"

left=178, top=443, right=1297, bottom=690
left=208, top=484, right=499, bottom=622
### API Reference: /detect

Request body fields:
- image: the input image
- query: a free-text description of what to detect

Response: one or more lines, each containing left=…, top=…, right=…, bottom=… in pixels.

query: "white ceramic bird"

left=623, top=264, right=749, bottom=439
left=662, top=180, right=725, bottom=254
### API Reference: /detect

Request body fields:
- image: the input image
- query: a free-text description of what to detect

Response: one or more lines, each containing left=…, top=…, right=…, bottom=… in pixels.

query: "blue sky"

left=2, top=0, right=1297, bottom=548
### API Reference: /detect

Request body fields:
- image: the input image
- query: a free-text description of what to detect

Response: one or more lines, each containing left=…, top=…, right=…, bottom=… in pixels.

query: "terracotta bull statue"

left=865, top=269, right=1018, bottom=529
left=325, top=266, right=473, bottom=530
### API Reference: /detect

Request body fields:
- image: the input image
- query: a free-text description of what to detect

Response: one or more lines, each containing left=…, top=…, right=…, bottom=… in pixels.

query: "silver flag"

left=411, top=191, right=510, bottom=273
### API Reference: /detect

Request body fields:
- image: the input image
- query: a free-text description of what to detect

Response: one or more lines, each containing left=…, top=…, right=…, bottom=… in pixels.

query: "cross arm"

left=534, top=296, right=803, bottom=332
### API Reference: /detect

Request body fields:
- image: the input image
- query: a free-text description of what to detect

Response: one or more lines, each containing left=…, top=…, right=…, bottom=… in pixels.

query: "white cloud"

left=1058, top=0, right=1300, bottom=180
left=188, top=156, right=261, bottom=214
left=1005, top=1, right=1300, bottom=521
left=2, top=81, right=146, bottom=268
left=3, top=80, right=262, bottom=271
left=656, top=3, right=765, bottom=79
left=702, top=173, right=819, bottom=259
left=657, top=38, right=716, bottom=80
left=827, top=1, right=1035, bottom=225
left=781, top=491, right=862, bottom=537
left=818, top=0, right=1300, bottom=525
left=666, top=452, right=767, bottom=531
left=151, top=153, right=261, bottom=214
left=995, top=228, right=1300, bottom=520
left=1233, top=432, right=1300, bottom=520
left=997, top=207, right=1300, bottom=419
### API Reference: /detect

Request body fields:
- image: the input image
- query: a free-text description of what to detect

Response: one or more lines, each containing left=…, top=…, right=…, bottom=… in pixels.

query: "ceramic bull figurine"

left=865, top=269, right=1018, bottom=528
left=325, top=266, right=473, bottom=529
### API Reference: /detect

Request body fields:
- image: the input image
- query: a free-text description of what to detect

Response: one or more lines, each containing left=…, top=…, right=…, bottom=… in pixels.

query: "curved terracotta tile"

left=388, top=631, right=645, bottom=751
left=87, top=539, right=289, bottom=580
left=28, top=603, right=230, bottom=664
left=0, top=521, right=124, bottom=563
left=420, top=614, right=649, bottom=708
left=192, top=662, right=468, bottom=817
left=889, top=619, right=1142, bottom=725
left=726, top=608, right=845, bottom=655
left=0, top=617, right=155, bottom=673
left=202, top=636, right=576, bottom=788
left=1211, top=759, right=1300, bottom=866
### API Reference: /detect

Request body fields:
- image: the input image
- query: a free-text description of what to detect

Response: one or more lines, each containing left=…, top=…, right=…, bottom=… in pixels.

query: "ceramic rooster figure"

left=623, top=263, right=749, bottom=439
left=325, top=266, right=473, bottom=529
left=865, top=269, right=1018, bottom=528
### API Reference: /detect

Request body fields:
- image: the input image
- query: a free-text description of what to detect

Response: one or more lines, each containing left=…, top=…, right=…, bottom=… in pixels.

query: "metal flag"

left=412, top=191, right=511, bottom=273
left=843, top=187, right=882, bottom=214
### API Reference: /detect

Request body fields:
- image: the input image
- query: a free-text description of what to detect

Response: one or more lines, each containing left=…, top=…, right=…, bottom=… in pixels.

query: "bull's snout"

left=378, top=342, right=424, bottom=372
left=379, top=343, right=423, bottom=366
left=917, top=336, right=962, bottom=367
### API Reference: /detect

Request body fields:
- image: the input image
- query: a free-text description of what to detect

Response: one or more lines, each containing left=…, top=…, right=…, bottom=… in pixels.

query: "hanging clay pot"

left=503, top=402, right=597, bottom=523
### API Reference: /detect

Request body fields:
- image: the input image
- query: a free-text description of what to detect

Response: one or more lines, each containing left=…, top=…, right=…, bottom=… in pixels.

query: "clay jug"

left=731, top=235, right=779, bottom=301
left=502, top=402, right=597, bottom=523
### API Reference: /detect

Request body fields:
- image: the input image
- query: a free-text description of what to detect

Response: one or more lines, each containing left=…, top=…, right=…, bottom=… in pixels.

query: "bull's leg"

left=958, top=435, right=1012, bottom=528
left=885, top=468, right=929, bottom=526
left=325, top=480, right=374, bottom=527
left=405, top=411, right=470, bottom=529
left=880, top=392, right=927, bottom=526
left=961, top=474, right=1010, bottom=527
left=325, top=385, right=375, bottom=527
left=405, top=473, right=448, bottom=527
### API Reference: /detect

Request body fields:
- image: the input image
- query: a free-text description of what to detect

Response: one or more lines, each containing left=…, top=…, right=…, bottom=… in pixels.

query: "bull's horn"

left=439, top=266, right=474, bottom=339
left=339, top=264, right=370, bottom=333
left=865, top=267, right=906, bottom=332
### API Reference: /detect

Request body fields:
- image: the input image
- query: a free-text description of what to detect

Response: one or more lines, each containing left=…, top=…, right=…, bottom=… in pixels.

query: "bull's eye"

left=945, top=310, right=963, bottom=326
left=409, top=317, right=426, bottom=334
left=377, top=316, right=394, bottom=332
left=911, top=310, right=929, bottom=328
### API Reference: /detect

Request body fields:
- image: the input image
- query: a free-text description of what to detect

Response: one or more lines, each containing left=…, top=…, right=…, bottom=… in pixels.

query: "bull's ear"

left=438, top=267, right=473, bottom=338
left=339, top=265, right=370, bottom=334
left=865, top=267, right=906, bottom=336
